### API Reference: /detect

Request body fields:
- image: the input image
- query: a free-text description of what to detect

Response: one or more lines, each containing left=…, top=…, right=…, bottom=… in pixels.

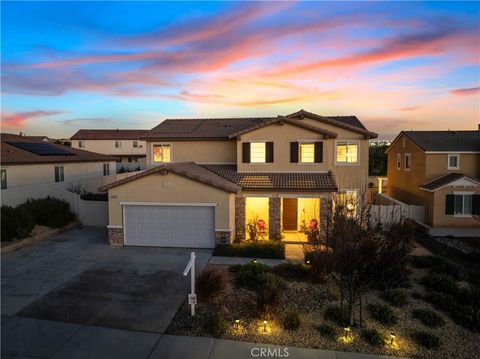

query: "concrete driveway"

left=1, top=227, right=212, bottom=333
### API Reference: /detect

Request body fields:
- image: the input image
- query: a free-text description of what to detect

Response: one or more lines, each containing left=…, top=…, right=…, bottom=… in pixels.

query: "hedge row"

left=213, top=241, right=285, bottom=259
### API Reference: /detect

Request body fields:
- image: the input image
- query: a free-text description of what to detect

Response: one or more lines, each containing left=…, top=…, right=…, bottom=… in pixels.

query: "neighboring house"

left=1, top=133, right=117, bottom=201
left=386, top=130, right=480, bottom=231
left=99, top=109, right=377, bottom=248
left=70, top=129, right=148, bottom=169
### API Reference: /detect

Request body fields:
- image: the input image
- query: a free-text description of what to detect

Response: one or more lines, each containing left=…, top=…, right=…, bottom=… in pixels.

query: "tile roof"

left=143, top=109, right=376, bottom=140
left=419, top=172, right=480, bottom=191
left=402, top=131, right=480, bottom=152
left=71, top=129, right=148, bottom=140
left=1, top=133, right=117, bottom=165
left=98, top=162, right=241, bottom=193
left=201, top=165, right=338, bottom=191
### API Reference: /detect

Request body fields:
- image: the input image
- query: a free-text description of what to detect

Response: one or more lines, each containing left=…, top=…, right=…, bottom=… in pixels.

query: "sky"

left=1, top=1, right=479, bottom=140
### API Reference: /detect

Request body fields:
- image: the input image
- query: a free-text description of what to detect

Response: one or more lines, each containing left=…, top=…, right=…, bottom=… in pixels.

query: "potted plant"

left=301, top=219, right=320, bottom=243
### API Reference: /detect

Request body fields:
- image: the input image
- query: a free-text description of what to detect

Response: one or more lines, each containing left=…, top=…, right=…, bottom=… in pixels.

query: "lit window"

left=133, top=141, right=138, bottom=148
left=54, top=166, right=64, bottom=183
left=115, top=141, right=122, bottom=148
left=396, top=153, right=401, bottom=170
left=405, top=153, right=411, bottom=170
left=448, top=154, right=459, bottom=170
left=153, top=144, right=171, bottom=163
left=103, top=164, right=110, bottom=176
left=1, top=169, right=7, bottom=189
left=250, top=142, right=266, bottom=163
left=300, top=143, right=315, bottom=163
left=454, top=194, right=472, bottom=215
left=336, top=141, right=358, bottom=163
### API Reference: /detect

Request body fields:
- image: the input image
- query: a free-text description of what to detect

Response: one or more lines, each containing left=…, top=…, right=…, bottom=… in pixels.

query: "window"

left=448, top=154, right=459, bottom=170
left=54, top=166, right=64, bottom=183
left=128, top=156, right=138, bottom=163
left=336, top=141, right=358, bottom=163
left=299, top=143, right=315, bottom=163
left=250, top=142, right=266, bottom=163
left=396, top=153, right=401, bottom=170
left=454, top=194, right=472, bottom=215
left=1, top=169, right=7, bottom=189
left=103, top=164, right=110, bottom=176
left=133, top=141, right=138, bottom=148
left=78, top=141, right=84, bottom=148
left=115, top=141, right=122, bottom=148
left=153, top=144, right=171, bottom=163
left=404, top=153, right=411, bottom=170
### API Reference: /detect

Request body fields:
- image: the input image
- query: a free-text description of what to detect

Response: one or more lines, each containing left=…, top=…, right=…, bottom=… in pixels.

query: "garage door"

left=123, top=205, right=215, bottom=248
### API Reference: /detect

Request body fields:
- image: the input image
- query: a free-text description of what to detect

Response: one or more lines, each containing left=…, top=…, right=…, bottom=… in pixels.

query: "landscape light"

left=235, top=319, right=240, bottom=330
left=306, top=260, right=311, bottom=264
left=253, top=259, right=258, bottom=263
left=263, top=320, right=268, bottom=332
left=390, top=332, right=396, bottom=345
left=344, top=327, right=351, bottom=338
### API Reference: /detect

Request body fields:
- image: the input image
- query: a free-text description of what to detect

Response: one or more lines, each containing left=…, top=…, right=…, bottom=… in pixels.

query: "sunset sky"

left=1, top=1, right=479, bottom=139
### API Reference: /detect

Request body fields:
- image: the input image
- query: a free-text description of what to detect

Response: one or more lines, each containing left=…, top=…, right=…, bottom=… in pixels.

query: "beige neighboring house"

left=70, top=129, right=148, bottom=170
left=1, top=133, right=117, bottom=202
left=99, top=109, right=377, bottom=248
left=386, top=130, right=480, bottom=233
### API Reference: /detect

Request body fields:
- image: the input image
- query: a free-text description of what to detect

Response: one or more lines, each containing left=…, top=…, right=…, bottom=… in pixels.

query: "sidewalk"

left=2, top=316, right=405, bottom=359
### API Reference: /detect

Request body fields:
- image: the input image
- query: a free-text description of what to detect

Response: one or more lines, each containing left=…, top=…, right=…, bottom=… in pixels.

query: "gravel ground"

left=166, top=264, right=480, bottom=359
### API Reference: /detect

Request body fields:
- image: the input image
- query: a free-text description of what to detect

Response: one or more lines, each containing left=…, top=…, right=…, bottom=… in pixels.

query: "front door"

left=282, top=198, right=298, bottom=231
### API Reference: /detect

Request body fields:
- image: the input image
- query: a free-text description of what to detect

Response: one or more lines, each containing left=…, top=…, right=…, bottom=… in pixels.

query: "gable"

left=237, top=121, right=332, bottom=141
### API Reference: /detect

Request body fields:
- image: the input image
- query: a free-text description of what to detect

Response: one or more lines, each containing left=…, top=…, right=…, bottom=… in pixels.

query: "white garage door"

left=123, top=204, right=215, bottom=248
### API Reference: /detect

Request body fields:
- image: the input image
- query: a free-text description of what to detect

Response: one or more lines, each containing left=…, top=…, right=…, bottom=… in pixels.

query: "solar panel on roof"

left=7, top=142, right=75, bottom=156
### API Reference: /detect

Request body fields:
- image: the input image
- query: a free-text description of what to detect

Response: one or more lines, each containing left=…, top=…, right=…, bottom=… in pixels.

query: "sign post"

left=183, top=252, right=196, bottom=316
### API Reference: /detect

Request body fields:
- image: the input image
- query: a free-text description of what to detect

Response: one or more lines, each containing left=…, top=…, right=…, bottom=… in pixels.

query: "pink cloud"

left=450, top=87, right=480, bottom=96
left=399, top=106, right=421, bottom=111
left=1, top=110, right=63, bottom=128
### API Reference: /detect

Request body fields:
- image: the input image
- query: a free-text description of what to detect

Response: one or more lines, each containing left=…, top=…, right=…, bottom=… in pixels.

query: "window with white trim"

left=404, top=153, right=411, bottom=170
left=299, top=143, right=315, bottom=163
left=54, top=166, right=64, bottom=182
left=153, top=144, right=171, bottom=163
left=78, top=141, right=85, bottom=148
left=336, top=141, right=358, bottom=163
left=103, top=164, right=110, bottom=176
left=115, top=141, right=122, bottom=148
left=133, top=141, right=138, bottom=148
left=396, top=153, right=401, bottom=170
left=250, top=142, right=266, bottom=163
left=454, top=194, right=472, bottom=215
left=448, top=154, right=459, bottom=170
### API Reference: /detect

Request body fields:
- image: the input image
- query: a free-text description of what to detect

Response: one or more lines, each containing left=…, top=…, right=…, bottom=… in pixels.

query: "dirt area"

left=167, top=263, right=480, bottom=359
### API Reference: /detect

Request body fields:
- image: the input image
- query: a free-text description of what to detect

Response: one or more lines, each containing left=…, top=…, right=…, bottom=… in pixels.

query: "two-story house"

left=99, top=110, right=377, bottom=248
left=70, top=129, right=148, bottom=170
left=386, top=130, right=480, bottom=233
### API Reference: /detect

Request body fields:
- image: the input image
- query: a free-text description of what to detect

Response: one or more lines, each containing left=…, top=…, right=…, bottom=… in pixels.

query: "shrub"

left=380, top=289, right=408, bottom=307
left=410, top=255, right=445, bottom=269
left=256, top=272, right=285, bottom=313
left=213, top=241, right=285, bottom=259
left=230, top=261, right=270, bottom=291
left=316, top=323, right=337, bottom=339
left=412, top=309, right=445, bottom=328
left=362, top=328, right=384, bottom=347
left=323, top=306, right=345, bottom=326
left=411, top=255, right=461, bottom=280
left=271, top=263, right=310, bottom=282
left=305, top=250, right=333, bottom=283
left=367, top=303, right=398, bottom=325
left=412, top=331, right=441, bottom=350
left=411, top=291, right=424, bottom=300
left=420, top=273, right=458, bottom=295
left=196, top=268, right=226, bottom=303
left=22, top=197, right=75, bottom=228
left=204, top=312, right=228, bottom=338
left=281, top=310, right=301, bottom=330
left=0, top=205, right=35, bottom=241
left=80, top=192, right=108, bottom=201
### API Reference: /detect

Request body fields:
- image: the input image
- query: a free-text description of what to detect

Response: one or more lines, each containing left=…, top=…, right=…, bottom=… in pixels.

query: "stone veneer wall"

left=108, top=227, right=124, bottom=246
left=235, top=196, right=246, bottom=241
left=215, top=231, right=231, bottom=245
left=269, top=197, right=281, bottom=240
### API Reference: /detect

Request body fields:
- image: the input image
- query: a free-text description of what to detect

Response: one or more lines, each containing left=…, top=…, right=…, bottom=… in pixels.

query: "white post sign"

left=183, top=252, right=196, bottom=316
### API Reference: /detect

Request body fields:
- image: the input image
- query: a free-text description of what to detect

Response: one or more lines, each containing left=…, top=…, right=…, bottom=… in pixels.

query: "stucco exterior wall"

left=432, top=186, right=480, bottom=228
left=71, top=139, right=147, bottom=157
left=107, top=172, right=235, bottom=232
left=146, top=140, right=236, bottom=167
left=425, top=153, right=479, bottom=180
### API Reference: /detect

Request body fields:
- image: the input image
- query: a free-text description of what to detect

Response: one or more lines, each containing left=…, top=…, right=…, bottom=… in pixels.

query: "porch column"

left=320, top=196, right=333, bottom=242
left=235, top=196, right=246, bottom=241
left=269, top=197, right=281, bottom=240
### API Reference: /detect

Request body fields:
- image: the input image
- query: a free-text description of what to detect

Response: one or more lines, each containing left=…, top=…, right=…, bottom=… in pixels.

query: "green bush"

left=256, top=272, right=285, bottom=314
left=0, top=205, right=35, bottom=241
left=271, top=263, right=310, bottom=281
left=23, top=197, right=75, bottom=228
left=196, top=267, right=226, bottom=303
left=204, top=312, right=228, bottom=338
left=367, top=303, right=398, bottom=325
left=213, top=241, right=285, bottom=259
left=420, top=273, right=458, bottom=295
left=412, top=309, right=445, bottom=328
left=411, top=331, right=441, bottom=350
left=411, top=255, right=461, bottom=280
left=305, top=250, right=333, bottom=283
left=323, top=306, right=345, bottom=326
left=316, top=323, right=337, bottom=339
left=230, top=261, right=270, bottom=291
left=281, top=310, right=301, bottom=330
left=362, top=328, right=384, bottom=347
left=380, top=289, right=408, bottom=307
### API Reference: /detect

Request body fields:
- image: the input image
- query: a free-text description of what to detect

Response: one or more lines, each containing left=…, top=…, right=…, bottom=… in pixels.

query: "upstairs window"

left=448, top=154, right=459, bottom=170
left=54, top=166, right=64, bottom=183
left=404, top=153, right=411, bottom=170
left=1, top=169, right=7, bottom=189
left=336, top=141, right=358, bottom=164
left=103, top=164, right=110, bottom=176
left=299, top=143, right=315, bottom=163
left=115, top=141, right=122, bottom=148
left=133, top=141, right=138, bottom=148
left=396, top=153, right=401, bottom=170
left=250, top=142, right=266, bottom=163
left=78, top=141, right=85, bottom=148
left=153, top=144, right=171, bottom=163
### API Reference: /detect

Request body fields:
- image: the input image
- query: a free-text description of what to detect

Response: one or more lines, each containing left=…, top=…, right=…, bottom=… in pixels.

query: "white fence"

left=116, top=158, right=147, bottom=173
left=369, top=193, right=425, bottom=228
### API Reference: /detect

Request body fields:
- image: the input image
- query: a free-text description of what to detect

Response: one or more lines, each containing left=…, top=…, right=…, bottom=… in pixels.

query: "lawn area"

left=167, top=251, right=480, bottom=359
